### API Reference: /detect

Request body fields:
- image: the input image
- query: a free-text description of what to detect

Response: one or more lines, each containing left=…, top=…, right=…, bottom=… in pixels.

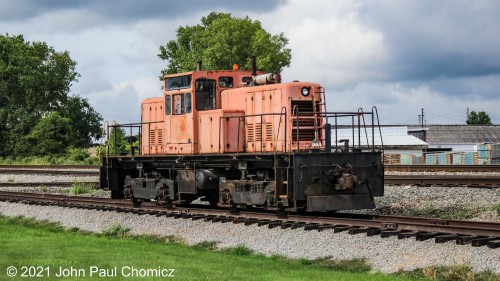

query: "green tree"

left=61, top=95, right=103, bottom=147
left=107, top=127, right=128, bottom=155
left=158, top=12, right=291, bottom=75
left=466, top=111, right=492, bottom=125
left=0, top=34, right=102, bottom=157
left=19, top=112, right=72, bottom=156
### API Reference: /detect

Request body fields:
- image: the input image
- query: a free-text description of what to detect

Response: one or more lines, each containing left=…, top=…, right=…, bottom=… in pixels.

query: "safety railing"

left=105, top=121, right=163, bottom=156
left=218, top=109, right=287, bottom=154
left=324, top=106, right=384, bottom=152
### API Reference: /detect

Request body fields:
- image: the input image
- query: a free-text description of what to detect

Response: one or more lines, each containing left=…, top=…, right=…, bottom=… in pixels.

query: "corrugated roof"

left=423, top=125, right=500, bottom=144
left=333, top=127, right=428, bottom=147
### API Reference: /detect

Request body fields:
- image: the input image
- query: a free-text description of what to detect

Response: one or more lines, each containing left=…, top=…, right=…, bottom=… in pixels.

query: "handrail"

left=219, top=112, right=288, bottom=154
left=103, top=107, right=385, bottom=157
left=319, top=110, right=384, bottom=152
left=357, top=108, right=370, bottom=149
left=274, top=107, right=287, bottom=154
left=292, top=105, right=299, bottom=151
left=107, top=121, right=163, bottom=156
left=372, top=106, right=384, bottom=152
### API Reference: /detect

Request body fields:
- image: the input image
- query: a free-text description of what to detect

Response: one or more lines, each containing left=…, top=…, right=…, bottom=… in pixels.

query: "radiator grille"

left=157, top=129, right=163, bottom=144
left=149, top=130, right=156, bottom=145
left=246, top=124, right=254, bottom=142
left=255, top=123, right=262, bottom=141
left=265, top=123, right=273, bottom=141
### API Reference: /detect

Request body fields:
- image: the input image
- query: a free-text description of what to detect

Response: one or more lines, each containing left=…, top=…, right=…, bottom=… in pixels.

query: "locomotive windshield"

left=166, top=75, right=192, bottom=90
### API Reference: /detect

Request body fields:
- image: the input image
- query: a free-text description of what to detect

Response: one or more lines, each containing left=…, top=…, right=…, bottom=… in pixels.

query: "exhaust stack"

left=251, top=55, right=257, bottom=76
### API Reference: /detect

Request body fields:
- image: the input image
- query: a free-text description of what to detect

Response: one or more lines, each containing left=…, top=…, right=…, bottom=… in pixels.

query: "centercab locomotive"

left=100, top=59, right=384, bottom=212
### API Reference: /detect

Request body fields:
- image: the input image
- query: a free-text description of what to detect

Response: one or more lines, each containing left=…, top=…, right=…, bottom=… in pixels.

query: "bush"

left=221, top=244, right=255, bottom=256
left=102, top=223, right=130, bottom=237
left=395, top=265, right=500, bottom=281
left=69, top=180, right=96, bottom=195
left=67, top=147, right=90, bottom=162
left=194, top=241, right=219, bottom=251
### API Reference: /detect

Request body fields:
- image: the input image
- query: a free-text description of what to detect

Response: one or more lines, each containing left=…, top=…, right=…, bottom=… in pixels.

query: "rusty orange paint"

left=141, top=69, right=324, bottom=155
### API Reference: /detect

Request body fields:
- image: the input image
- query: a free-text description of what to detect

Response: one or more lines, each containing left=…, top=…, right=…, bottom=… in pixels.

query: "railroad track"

left=2, top=177, right=499, bottom=189
left=0, top=191, right=498, bottom=248
left=1, top=165, right=500, bottom=187
left=385, top=175, right=500, bottom=187
left=1, top=178, right=499, bottom=189
left=0, top=165, right=98, bottom=176
left=0, top=182, right=98, bottom=188
left=385, top=164, right=500, bottom=173
left=0, top=165, right=97, bottom=169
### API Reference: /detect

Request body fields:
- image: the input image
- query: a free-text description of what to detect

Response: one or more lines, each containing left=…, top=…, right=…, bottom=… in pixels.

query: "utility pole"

left=418, top=108, right=424, bottom=128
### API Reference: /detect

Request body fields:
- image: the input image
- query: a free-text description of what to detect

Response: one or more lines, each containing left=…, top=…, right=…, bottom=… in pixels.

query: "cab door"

left=195, top=78, right=217, bottom=153
left=166, top=92, right=194, bottom=154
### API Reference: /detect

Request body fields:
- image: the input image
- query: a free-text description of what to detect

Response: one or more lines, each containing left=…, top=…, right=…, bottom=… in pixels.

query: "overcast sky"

left=2, top=0, right=500, bottom=126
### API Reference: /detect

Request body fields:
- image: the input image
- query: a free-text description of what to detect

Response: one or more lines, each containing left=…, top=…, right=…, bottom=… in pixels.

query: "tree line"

left=0, top=34, right=102, bottom=158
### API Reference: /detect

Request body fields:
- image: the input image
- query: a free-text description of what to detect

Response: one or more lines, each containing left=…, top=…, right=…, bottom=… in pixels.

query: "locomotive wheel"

left=131, top=197, right=142, bottom=208
left=155, top=186, right=171, bottom=206
left=229, top=200, right=238, bottom=213
left=208, top=198, right=219, bottom=207
left=111, top=189, right=125, bottom=199
left=276, top=202, right=287, bottom=216
left=123, top=185, right=132, bottom=199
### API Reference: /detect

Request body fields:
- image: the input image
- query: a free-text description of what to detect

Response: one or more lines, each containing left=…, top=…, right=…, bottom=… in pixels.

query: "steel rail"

left=0, top=191, right=498, bottom=248
left=0, top=182, right=98, bottom=188
left=0, top=169, right=99, bottom=176
left=0, top=165, right=97, bottom=169
left=384, top=175, right=500, bottom=187
left=385, top=165, right=500, bottom=173
left=2, top=174, right=500, bottom=189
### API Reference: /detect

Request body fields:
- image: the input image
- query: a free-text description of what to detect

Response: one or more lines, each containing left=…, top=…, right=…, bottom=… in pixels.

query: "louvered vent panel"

left=246, top=124, right=255, bottom=142
left=157, top=129, right=163, bottom=144
left=255, top=123, right=262, bottom=141
left=265, top=123, right=273, bottom=141
left=150, top=130, right=156, bottom=145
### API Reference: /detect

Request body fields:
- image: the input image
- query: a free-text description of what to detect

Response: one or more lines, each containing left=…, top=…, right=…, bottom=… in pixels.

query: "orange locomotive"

left=100, top=59, right=384, bottom=212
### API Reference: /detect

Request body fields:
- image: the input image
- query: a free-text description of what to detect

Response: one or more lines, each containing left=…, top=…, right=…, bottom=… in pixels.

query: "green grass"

left=0, top=215, right=423, bottom=281
left=491, top=203, right=500, bottom=215
left=394, top=265, right=499, bottom=281
left=69, top=180, right=97, bottom=195
left=0, top=154, right=98, bottom=165
left=101, top=223, right=131, bottom=237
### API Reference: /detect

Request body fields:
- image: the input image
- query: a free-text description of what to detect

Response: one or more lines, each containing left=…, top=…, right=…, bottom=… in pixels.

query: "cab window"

left=195, top=79, right=216, bottom=110
left=171, top=93, right=191, bottom=115
left=166, top=75, right=192, bottom=90
left=185, top=93, right=192, bottom=113
left=219, top=76, right=233, bottom=88
left=165, top=95, right=171, bottom=115
left=173, top=94, right=185, bottom=114
left=242, top=76, right=252, bottom=85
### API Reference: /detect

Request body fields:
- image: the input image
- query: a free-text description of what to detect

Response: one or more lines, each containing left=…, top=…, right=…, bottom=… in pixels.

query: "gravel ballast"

left=0, top=201, right=499, bottom=274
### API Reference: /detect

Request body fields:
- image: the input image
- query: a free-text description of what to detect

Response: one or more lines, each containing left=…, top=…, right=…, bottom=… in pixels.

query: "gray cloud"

left=0, top=0, right=284, bottom=22
left=359, top=0, right=500, bottom=82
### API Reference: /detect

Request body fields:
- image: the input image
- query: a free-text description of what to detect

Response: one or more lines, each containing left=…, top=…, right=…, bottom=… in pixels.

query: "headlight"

left=301, top=87, right=310, bottom=96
